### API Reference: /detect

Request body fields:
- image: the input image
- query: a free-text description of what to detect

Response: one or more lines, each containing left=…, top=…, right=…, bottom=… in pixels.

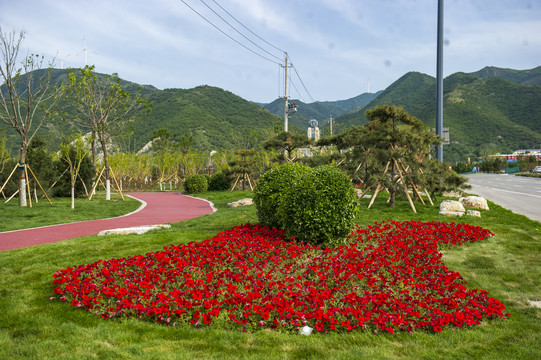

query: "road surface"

left=466, top=173, right=541, bottom=223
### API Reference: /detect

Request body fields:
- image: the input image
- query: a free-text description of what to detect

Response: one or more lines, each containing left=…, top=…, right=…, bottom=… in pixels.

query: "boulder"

left=467, top=210, right=481, bottom=217
left=98, top=224, right=171, bottom=236
left=227, top=198, right=253, bottom=208
left=459, top=196, right=489, bottom=210
left=440, top=210, right=465, bottom=217
left=439, top=200, right=465, bottom=217
left=443, top=190, right=462, bottom=198
left=354, top=189, right=372, bottom=199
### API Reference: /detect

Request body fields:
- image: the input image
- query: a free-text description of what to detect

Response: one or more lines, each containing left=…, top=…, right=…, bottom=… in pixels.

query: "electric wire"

left=199, top=0, right=283, bottom=62
left=288, top=72, right=305, bottom=102
left=211, top=0, right=285, bottom=54
left=179, top=0, right=281, bottom=65
left=288, top=54, right=315, bottom=102
left=180, top=0, right=316, bottom=103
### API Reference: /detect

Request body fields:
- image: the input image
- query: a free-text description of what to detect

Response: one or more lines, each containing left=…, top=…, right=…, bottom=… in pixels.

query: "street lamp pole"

left=436, top=0, right=444, bottom=162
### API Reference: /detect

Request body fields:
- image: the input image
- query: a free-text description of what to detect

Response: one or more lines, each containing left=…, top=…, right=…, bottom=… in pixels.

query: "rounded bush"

left=184, top=174, right=208, bottom=194
left=254, top=162, right=311, bottom=229
left=278, top=165, right=358, bottom=246
left=208, top=172, right=231, bottom=191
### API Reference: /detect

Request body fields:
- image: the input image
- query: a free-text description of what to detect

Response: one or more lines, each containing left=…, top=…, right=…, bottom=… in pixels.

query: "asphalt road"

left=466, top=173, right=541, bottom=223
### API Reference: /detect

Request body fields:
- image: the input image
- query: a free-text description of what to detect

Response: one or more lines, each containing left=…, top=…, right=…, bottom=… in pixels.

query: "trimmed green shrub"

left=202, top=174, right=211, bottom=185
left=278, top=165, right=358, bottom=246
left=184, top=174, right=208, bottom=194
left=253, top=162, right=311, bottom=229
left=208, top=172, right=231, bottom=191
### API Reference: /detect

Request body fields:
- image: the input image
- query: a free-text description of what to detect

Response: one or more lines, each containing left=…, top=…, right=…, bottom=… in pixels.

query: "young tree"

left=59, top=135, right=88, bottom=209
left=263, top=131, right=312, bottom=162
left=63, top=65, right=152, bottom=200
left=362, top=105, right=440, bottom=206
left=0, top=27, right=62, bottom=206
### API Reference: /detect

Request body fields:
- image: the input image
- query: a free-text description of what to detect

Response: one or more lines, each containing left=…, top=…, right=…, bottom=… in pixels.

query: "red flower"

left=51, top=222, right=507, bottom=334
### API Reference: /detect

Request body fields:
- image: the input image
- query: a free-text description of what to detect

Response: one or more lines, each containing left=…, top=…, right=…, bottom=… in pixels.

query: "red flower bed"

left=52, top=221, right=509, bottom=334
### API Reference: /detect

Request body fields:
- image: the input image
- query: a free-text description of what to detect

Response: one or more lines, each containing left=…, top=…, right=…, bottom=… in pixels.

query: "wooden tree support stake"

left=0, top=164, right=18, bottom=195
left=89, top=166, right=106, bottom=200
left=393, top=159, right=417, bottom=213
left=26, top=164, right=53, bottom=205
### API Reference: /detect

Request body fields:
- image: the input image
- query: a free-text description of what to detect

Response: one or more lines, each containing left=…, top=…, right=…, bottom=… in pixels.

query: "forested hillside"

left=132, top=85, right=281, bottom=150
left=262, top=92, right=380, bottom=132
left=332, top=68, right=541, bottom=163
left=2, top=66, right=540, bottom=163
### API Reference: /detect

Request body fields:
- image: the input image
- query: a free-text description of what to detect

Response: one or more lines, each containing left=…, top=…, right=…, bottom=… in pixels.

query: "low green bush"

left=208, top=172, right=231, bottom=191
left=253, top=162, right=311, bottom=229
left=278, top=165, right=359, bottom=246
left=184, top=174, right=208, bottom=194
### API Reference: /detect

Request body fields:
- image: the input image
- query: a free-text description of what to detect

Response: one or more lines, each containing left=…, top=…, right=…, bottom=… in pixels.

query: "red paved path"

left=0, top=193, right=216, bottom=251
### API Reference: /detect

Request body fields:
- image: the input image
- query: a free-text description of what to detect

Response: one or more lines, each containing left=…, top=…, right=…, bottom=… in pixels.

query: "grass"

left=0, top=193, right=141, bottom=232
left=0, top=190, right=540, bottom=359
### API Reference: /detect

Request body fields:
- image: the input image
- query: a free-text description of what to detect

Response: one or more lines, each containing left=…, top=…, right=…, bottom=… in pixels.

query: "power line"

left=199, top=0, right=283, bottom=62
left=179, top=0, right=281, bottom=65
left=211, top=0, right=285, bottom=54
left=288, top=54, right=315, bottom=102
left=288, top=73, right=305, bottom=103
left=180, top=0, right=316, bottom=103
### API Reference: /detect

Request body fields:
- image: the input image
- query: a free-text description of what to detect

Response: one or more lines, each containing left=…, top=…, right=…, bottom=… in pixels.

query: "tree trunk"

left=100, top=138, right=111, bottom=200
left=18, top=144, right=27, bottom=207
left=389, top=161, right=396, bottom=207
left=71, top=186, right=75, bottom=209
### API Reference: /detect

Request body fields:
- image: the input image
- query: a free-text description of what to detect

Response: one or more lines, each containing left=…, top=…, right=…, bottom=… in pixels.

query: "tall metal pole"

left=436, top=0, right=444, bottom=162
left=283, top=53, right=289, bottom=132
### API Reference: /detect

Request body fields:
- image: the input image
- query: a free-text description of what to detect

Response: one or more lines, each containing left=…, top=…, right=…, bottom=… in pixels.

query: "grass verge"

left=0, top=193, right=141, bottom=232
left=0, top=190, right=539, bottom=359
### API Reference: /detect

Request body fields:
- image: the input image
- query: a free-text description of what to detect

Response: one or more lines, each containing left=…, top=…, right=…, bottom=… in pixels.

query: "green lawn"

left=0, top=190, right=539, bottom=359
left=0, top=193, right=141, bottom=232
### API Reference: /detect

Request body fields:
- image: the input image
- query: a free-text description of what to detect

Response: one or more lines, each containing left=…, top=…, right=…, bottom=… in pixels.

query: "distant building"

left=307, top=119, right=320, bottom=141
left=489, top=149, right=541, bottom=162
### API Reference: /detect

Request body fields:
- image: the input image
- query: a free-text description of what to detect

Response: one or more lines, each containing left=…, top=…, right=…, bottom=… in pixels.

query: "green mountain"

left=471, top=65, right=541, bottom=86
left=1, top=70, right=280, bottom=155
left=133, top=85, right=280, bottom=151
left=333, top=67, right=541, bottom=162
left=261, top=92, right=381, bottom=132
left=2, top=66, right=540, bottom=164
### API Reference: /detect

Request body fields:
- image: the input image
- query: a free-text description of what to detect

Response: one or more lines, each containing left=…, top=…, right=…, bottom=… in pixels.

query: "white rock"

left=98, top=224, right=171, bottom=236
left=467, top=210, right=481, bottom=217
left=354, top=189, right=372, bottom=199
left=227, top=198, right=253, bottom=208
left=439, top=210, right=465, bottom=217
left=443, top=190, right=462, bottom=198
left=459, top=196, right=489, bottom=210
left=440, top=200, right=465, bottom=213
left=299, top=326, right=313, bottom=336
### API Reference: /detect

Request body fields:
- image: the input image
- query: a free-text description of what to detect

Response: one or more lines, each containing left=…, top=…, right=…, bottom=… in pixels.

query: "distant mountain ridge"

left=331, top=65, right=541, bottom=162
left=261, top=91, right=381, bottom=130
left=471, top=66, right=541, bottom=86
left=1, top=66, right=540, bottom=164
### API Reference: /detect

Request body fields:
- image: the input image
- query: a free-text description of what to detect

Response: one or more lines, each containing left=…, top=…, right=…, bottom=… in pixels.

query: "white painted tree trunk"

left=106, top=179, right=111, bottom=200
left=71, top=186, right=75, bottom=209
left=19, top=177, right=27, bottom=207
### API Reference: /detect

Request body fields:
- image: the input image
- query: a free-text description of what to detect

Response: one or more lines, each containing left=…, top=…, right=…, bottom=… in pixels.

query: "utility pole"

left=330, top=115, right=333, bottom=135
left=283, top=53, right=289, bottom=132
left=436, top=0, right=444, bottom=162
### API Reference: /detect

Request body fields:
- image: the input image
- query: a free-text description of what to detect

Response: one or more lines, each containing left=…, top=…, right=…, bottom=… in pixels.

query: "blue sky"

left=1, top=0, right=540, bottom=103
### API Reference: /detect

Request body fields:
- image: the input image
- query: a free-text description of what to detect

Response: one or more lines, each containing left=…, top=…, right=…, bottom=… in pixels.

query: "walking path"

left=0, top=192, right=216, bottom=251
